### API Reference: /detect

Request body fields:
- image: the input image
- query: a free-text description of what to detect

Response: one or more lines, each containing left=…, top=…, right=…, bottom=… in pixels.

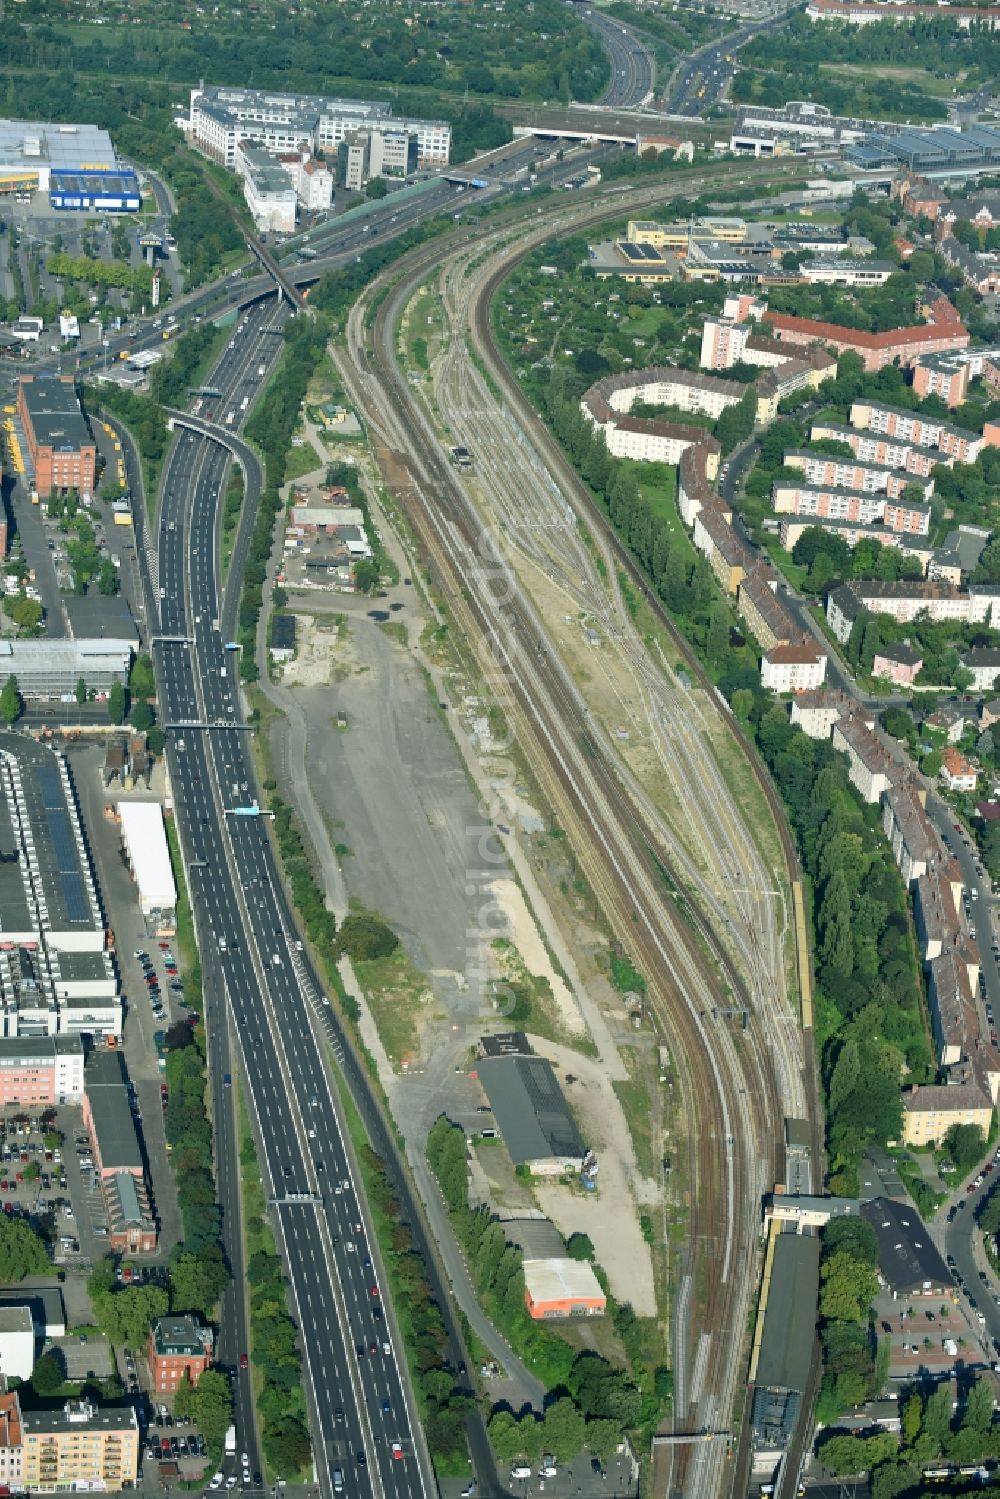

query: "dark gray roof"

left=19, top=377, right=92, bottom=454
left=875, top=642, right=923, bottom=667
left=828, top=584, right=861, bottom=621
left=85, top=1050, right=142, bottom=1173
left=861, top=1197, right=950, bottom=1293
left=270, top=615, right=297, bottom=650
left=64, top=595, right=139, bottom=647
left=963, top=648, right=1000, bottom=668
left=21, top=1401, right=136, bottom=1434
left=477, top=1055, right=586, bottom=1165
left=754, top=1233, right=820, bottom=1393
left=480, top=1031, right=532, bottom=1058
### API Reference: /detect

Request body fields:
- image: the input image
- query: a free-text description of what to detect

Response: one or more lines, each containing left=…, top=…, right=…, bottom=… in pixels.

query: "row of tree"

left=720, top=686, right=931, bottom=1193
left=238, top=316, right=331, bottom=680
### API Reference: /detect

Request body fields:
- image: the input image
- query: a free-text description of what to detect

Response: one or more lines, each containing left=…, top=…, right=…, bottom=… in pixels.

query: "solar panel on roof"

left=36, top=764, right=90, bottom=923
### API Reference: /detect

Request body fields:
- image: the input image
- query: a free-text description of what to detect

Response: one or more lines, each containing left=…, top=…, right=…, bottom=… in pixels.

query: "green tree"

left=0, top=1216, right=49, bottom=1280
left=336, top=912, right=397, bottom=962
left=961, top=1375, right=994, bottom=1435
left=819, top=1250, right=878, bottom=1323
left=131, top=699, right=154, bottom=732
left=732, top=688, right=754, bottom=720
left=169, top=1250, right=229, bottom=1318
left=921, top=1383, right=954, bottom=1451
left=354, top=558, right=380, bottom=595
left=882, top=707, right=913, bottom=741
left=74, top=676, right=87, bottom=705
left=92, top=1285, right=168, bottom=1349
left=584, top=1419, right=621, bottom=1462
left=262, top=1416, right=312, bottom=1475
left=542, top=1398, right=585, bottom=1465
left=129, top=655, right=156, bottom=699
left=488, top=1411, right=524, bottom=1466
left=365, top=176, right=388, bottom=199
left=188, top=1370, right=234, bottom=1446
left=3, top=595, right=43, bottom=633
left=944, top=1122, right=985, bottom=1173
left=566, top=1233, right=595, bottom=1261
left=96, top=560, right=119, bottom=595
left=901, top=1392, right=922, bottom=1446
left=31, top=1352, right=65, bottom=1396
left=0, top=675, right=22, bottom=728
left=107, top=680, right=126, bottom=726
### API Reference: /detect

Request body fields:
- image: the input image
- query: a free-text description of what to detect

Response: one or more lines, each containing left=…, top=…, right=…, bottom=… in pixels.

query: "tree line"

left=238, top=314, right=330, bottom=680
left=719, top=686, right=931, bottom=1194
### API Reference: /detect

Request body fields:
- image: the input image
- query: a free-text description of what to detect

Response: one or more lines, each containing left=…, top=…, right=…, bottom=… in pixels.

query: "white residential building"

left=184, top=86, right=450, bottom=168
left=760, top=643, right=827, bottom=693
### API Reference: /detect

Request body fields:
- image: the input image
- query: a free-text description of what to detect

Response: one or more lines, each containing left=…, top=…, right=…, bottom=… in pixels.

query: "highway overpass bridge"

left=498, top=103, right=725, bottom=145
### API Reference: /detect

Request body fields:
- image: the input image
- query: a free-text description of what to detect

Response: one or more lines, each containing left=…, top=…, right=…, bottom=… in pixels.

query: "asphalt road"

left=150, top=299, right=447, bottom=1499
left=579, top=7, right=655, bottom=108
left=663, top=12, right=787, bottom=116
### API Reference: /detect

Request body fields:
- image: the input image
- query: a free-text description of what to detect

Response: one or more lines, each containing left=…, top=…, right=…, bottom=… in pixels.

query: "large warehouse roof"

left=0, top=120, right=116, bottom=174
left=478, top=1054, right=586, bottom=1165
left=118, top=803, right=176, bottom=917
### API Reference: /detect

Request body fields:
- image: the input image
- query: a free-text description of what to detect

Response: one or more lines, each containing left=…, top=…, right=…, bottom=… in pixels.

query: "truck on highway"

left=224, top=1427, right=236, bottom=1456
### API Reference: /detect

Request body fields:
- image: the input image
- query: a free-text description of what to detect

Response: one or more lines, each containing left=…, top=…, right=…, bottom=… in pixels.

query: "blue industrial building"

left=49, top=169, right=141, bottom=213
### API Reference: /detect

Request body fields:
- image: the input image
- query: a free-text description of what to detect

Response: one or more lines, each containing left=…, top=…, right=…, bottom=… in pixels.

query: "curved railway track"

left=335, top=160, right=817, bottom=1499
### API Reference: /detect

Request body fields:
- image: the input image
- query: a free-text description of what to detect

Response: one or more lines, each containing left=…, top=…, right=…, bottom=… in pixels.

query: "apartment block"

left=762, top=298, right=968, bottom=373
left=882, top=781, right=938, bottom=886
left=911, top=352, right=970, bottom=408
left=960, top=647, right=1000, bottom=691
left=850, top=401, right=983, bottom=463
left=789, top=690, right=859, bottom=740
left=772, top=482, right=884, bottom=525
left=901, top=1082, right=993, bottom=1146
left=777, top=514, right=932, bottom=568
left=21, top=1400, right=139, bottom=1493
left=760, top=643, right=827, bottom=694
left=831, top=713, right=895, bottom=803
left=783, top=450, right=934, bottom=501
left=872, top=642, right=923, bottom=686
left=809, top=420, right=941, bottom=477
left=693, top=504, right=747, bottom=594
left=927, top=949, right=975, bottom=1067
left=582, top=374, right=722, bottom=471
left=913, top=862, right=964, bottom=961
left=737, top=567, right=796, bottom=651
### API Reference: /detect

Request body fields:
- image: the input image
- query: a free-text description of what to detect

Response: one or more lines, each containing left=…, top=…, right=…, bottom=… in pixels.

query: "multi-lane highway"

left=144, top=300, right=436, bottom=1499
left=579, top=7, right=655, bottom=107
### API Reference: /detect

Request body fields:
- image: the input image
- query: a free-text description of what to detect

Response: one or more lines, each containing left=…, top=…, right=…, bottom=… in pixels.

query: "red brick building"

left=147, top=1318, right=214, bottom=1395
left=16, top=375, right=96, bottom=500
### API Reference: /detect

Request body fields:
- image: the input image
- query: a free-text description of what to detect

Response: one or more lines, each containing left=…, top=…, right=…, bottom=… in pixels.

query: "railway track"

left=334, top=160, right=816, bottom=1499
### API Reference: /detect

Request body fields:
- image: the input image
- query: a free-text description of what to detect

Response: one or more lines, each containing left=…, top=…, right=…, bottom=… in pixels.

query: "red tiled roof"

left=763, top=308, right=968, bottom=352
